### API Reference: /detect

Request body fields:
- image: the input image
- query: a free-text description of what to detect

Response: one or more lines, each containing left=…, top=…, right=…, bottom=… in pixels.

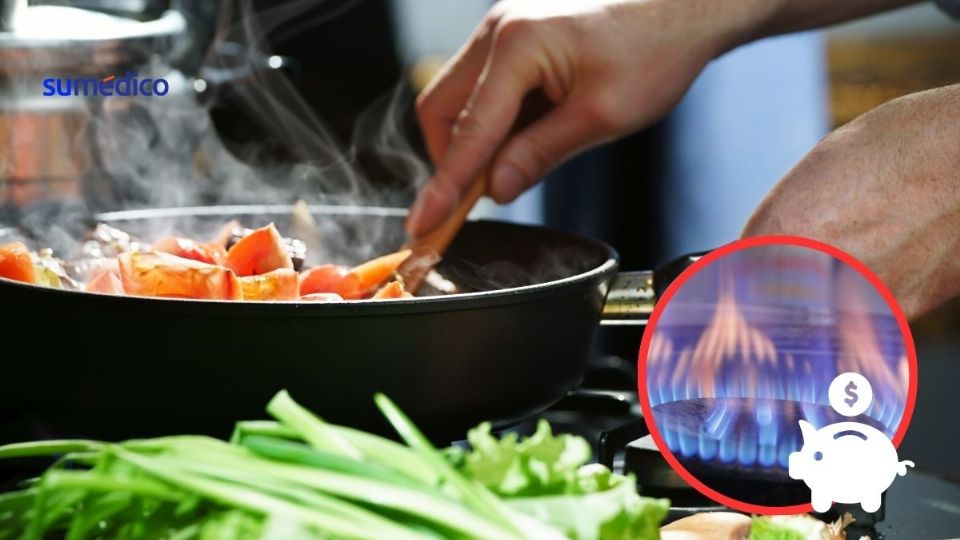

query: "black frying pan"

left=0, top=205, right=684, bottom=445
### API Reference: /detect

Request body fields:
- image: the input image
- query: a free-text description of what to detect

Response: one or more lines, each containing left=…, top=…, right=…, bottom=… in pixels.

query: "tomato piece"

left=210, top=219, right=242, bottom=249
left=372, top=280, right=413, bottom=299
left=152, top=236, right=226, bottom=265
left=224, top=223, right=293, bottom=277
left=238, top=268, right=299, bottom=301
left=300, top=292, right=345, bottom=302
left=299, top=264, right=361, bottom=298
left=349, top=249, right=412, bottom=297
left=0, top=242, right=35, bottom=284
left=85, top=270, right=124, bottom=295
left=300, top=250, right=412, bottom=299
left=118, top=251, right=241, bottom=300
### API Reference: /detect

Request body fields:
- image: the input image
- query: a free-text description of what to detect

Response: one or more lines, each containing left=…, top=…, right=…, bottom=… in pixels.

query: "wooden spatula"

left=398, top=171, right=488, bottom=293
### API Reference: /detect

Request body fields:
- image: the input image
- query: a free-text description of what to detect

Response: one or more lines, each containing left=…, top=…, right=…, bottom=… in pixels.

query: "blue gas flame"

left=647, top=246, right=908, bottom=471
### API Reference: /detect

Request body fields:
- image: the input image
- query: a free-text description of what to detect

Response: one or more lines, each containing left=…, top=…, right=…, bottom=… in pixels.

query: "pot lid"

left=0, top=6, right=187, bottom=73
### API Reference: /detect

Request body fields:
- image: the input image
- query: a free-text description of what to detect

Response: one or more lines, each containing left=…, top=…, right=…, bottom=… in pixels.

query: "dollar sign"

left=844, top=381, right=859, bottom=407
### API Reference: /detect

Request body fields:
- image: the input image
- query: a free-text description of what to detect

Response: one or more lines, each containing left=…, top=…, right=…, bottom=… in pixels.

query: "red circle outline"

left=636, top=235, right=919, bottom=515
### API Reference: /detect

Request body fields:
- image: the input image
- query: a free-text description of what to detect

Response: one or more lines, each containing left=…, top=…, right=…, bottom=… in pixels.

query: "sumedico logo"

left=41, top=72, right=170, bottom=97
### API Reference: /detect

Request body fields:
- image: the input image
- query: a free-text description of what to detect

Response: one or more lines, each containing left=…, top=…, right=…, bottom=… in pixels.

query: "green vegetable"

left=456, top=421, right=668, bottom=539
left=507, top=475, right=669, bottom=540
left=462, top=419, right=592, bottom=497
left=0, top=439, right=103, bottom=459
left=265, top=390, right=361, bottom=460
left=0, top=391, right=669, bottom=539
left=373, top=393, right=527, bottom=536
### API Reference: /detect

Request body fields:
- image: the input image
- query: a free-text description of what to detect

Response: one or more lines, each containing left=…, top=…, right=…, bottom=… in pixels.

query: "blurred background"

left=234, top=0, right=960, bottom=265
left=374, top=0, right=960, bottom=476
left=2, top=0, right=958, bottom=476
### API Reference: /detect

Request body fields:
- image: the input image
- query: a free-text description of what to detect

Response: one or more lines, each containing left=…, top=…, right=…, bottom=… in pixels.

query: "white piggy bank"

left=788, top=419, right=913, bottom=513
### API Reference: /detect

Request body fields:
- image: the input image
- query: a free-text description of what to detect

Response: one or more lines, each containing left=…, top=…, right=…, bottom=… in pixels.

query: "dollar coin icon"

left=828, top=372, right=873, bottom=417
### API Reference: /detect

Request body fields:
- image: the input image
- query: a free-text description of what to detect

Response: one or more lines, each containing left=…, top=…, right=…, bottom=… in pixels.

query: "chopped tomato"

left=373, top=280, right=413, bottom=299
left=210, top=219, right=242, bottom=249
left=0, top=242, right=35, bottom=284
left=85, top=270, right=124, bottom=295
left=349, top=249, right=412, bottom=297
left=119, top=251, right=241, bottom=300
left=298, top=264, right=360, bottom=298
left=298, top=250, right=412, bottom=299
left=300, top=292, right=345, bottom=302
left=239, top=268, right=299, bottom=301
left=152, top=236, right=226, bottom=265
left=224, top=223, right=293, bottom=277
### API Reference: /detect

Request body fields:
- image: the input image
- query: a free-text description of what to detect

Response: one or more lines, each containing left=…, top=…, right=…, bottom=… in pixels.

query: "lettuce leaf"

left=462, top=420, right=592, bottom=497
left=452, top=420, right=669, bottom=540
left=506, top=476, right=669, bottom=540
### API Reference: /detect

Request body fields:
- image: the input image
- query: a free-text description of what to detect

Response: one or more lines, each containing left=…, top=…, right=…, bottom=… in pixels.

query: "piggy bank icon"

left=788, top=419, right=914, bottom=513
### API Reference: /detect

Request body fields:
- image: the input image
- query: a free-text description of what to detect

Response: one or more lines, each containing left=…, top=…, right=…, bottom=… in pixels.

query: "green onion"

left=266, top=390, right=361, bottom=460
left=0, top=390, right=669, bottom=539
left=240, top=435, right=429, bottom=491
left=0, top=440, right=103, bottom=460
left=374, top=393, right=526, bottom=537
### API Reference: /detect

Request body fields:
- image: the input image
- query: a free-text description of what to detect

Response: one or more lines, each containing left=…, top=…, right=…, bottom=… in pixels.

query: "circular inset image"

left=638, top=236, right=917, bottom=514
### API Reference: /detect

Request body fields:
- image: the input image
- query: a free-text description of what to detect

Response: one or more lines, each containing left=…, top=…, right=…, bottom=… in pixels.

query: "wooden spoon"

left=398, top=171, right=488, bottom=293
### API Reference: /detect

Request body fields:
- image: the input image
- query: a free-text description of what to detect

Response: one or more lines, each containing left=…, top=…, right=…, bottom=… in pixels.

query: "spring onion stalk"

left=374, top=393, right=528, bottom=537
left=0, top=440, right=103, bottom=459
left=113, top=446, right=428, bottom=540
left=164, top=458, right=447, bottom=539
left=152, top=444, right=518, bottom=540
left=231, top=419, right=440, bottom=486
left=230, top=420, right=299, bottom=443
left=266, top=390, right=361, bottom=460
left=0, top=391, right=670, bottom=539
left=41, top=470, right=183, bottom=501
left=240, top=435, right=430, bottom=491
left=333, top=424, right=442, bottom=486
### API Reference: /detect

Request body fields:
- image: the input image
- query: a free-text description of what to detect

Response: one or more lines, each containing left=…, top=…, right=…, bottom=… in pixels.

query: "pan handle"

left=599, top=271, right=655, bottom=326
left=599, top=252, right=707, bottom=326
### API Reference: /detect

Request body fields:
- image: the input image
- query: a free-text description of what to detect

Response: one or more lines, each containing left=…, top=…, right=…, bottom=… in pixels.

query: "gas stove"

left=517, top=351, right=960, bottom=540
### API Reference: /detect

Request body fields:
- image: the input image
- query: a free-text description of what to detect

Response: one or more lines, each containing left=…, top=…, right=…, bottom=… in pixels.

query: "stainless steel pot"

left=0, top=4, right=196, bottom=212
left=1, top=0, right=19, bottom=32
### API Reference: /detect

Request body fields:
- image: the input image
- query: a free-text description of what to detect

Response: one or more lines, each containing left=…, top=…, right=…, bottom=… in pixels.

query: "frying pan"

left=0, top=204, right=685, bottom=445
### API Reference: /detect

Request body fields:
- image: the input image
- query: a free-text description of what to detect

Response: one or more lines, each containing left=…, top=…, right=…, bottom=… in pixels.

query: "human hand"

left=743, top=85, right=960, bottom=319
left=407, top=0, right=758, bottom=236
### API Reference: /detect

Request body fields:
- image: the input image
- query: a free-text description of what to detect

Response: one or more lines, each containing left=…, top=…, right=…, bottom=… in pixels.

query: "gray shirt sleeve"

left=936, top=0, right=960, bottom=19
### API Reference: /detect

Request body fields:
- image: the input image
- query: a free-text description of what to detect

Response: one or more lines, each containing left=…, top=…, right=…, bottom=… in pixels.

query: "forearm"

left=408, top=0, right=931, bottom=236
left=704, top=0, right=923, bottom=54
left=761, top=0, right=920, bottom=37
left=743, top=84, right=960, bottom=319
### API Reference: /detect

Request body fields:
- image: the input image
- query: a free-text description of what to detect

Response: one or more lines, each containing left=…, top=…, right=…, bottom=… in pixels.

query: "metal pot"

left=0, top=2, right=225, bottom=213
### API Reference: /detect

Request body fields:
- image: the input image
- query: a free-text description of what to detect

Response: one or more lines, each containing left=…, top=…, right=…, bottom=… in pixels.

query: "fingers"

left=407, top=24, right=542, bottom=236
left=404, top=180, right=460, bottom=240
left=488, top=100, right=610, bottom=203
left=415, top=11, right=500, bottom=164
left=407, top=100, right=602, bottom=236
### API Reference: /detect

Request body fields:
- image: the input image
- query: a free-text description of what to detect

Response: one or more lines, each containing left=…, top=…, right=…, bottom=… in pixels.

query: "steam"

left=2, top=0, right=592, bottom=290
left=4, top=0, right=431, bottom=264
